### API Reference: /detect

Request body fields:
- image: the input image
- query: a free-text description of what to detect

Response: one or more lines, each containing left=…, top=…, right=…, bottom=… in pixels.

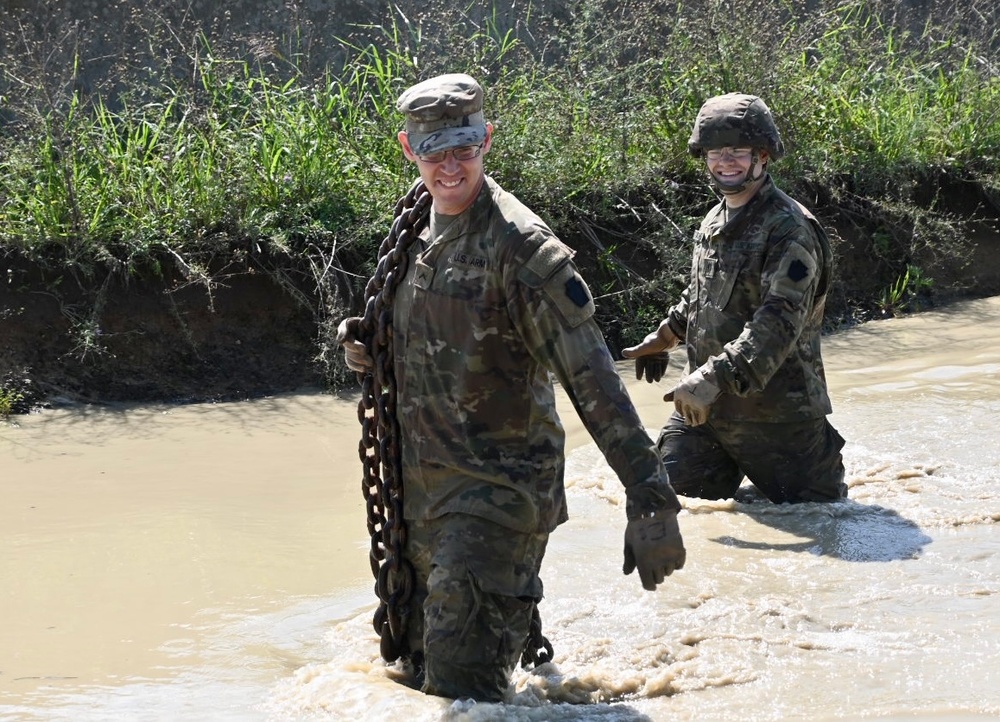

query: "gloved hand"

left=664, top=367, right=720, bottom=426
left=336, top=316, right=373, bottom=372
left=633, top=352, right=671, bottom=383
left=623, top=509, right=686, bottom=591
left=622, top=321, right=681, bottom=381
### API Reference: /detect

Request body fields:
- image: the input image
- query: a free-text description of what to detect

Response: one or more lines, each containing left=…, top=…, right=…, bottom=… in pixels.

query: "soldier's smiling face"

left=706, top=146, right=754, bottom=185
left=399, top=124, right=493, bottom=216
left=705, top=145, right=771, bottom=199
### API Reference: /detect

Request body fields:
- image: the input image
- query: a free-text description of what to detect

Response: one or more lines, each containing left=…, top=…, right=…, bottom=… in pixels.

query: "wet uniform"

left=392, top=176, right=679, bottom=699
left=658, top=176, right=847, bottom=502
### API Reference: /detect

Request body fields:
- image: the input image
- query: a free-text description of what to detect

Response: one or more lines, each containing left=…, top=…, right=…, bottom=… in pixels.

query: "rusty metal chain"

left=521, top=605, right=554, bottom=669
left=357, top=181, right=431, bottom=663
left=356, top=179, right=552, bottom=671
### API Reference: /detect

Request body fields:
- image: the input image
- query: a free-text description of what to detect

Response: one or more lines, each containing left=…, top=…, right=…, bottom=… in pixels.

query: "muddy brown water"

left=2, top=297, right=999, bottom=721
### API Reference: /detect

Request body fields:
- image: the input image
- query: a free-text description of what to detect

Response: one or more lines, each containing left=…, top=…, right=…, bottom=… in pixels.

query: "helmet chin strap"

left=711, top=151, right=767, bottom=195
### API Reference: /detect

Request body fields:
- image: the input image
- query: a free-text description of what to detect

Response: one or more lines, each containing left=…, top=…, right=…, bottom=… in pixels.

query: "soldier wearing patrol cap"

left=337, top=73, right=688, bottom=702
left=624, top=92, right=848, bottom=504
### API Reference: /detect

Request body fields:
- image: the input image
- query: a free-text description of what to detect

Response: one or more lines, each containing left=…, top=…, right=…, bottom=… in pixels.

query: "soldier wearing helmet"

left=623, top=92, right=847, bottom=505
left=688, top=92, right=785, bottom=196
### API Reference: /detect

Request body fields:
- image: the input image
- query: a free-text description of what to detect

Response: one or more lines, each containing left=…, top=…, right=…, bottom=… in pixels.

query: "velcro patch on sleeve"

left=518, top=237, right=573, bottom=288
left=771, top=243, right=818, bottom=306
left=788, top=258, right=809, bottom=282
left=565, top=275, right=590, bottom=307
left=544, top=263, right=595, bottom=328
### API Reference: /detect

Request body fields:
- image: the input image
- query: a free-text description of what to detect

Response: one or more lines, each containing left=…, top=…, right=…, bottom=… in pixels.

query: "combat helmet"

left=687, top=93, right=785, bottom=160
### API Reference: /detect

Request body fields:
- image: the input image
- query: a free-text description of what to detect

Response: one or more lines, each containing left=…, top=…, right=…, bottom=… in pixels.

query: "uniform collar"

left=708, top=175, right=775, bottom=239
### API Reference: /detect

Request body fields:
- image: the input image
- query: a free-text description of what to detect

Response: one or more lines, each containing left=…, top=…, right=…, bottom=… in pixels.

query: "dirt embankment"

left=1, top=250, right=998, bottom=412
left=3, top=176, right=1000, bottom=410
left=1, top=256, right=325, bottom=407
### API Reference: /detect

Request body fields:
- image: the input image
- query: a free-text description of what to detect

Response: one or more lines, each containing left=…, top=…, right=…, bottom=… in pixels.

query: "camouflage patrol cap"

left=397, top=73, right=488, bottom=156
left=688, top=93, right=785, bottom=160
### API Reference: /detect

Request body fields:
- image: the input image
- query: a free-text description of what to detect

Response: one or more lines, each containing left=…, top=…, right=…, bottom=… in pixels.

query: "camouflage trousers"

left=403, top=513, right=548, bottom=702
left=656, top=413, right=847, bottom=503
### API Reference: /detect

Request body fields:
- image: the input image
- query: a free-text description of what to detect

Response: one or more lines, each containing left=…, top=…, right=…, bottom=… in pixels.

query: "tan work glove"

left=623, top=509, right=686, bottom=591
left=622, top=320, right=681, bottom=383
left=336, top=316, right=373, bottom=372
left=664, top=368, right=721, bottom=426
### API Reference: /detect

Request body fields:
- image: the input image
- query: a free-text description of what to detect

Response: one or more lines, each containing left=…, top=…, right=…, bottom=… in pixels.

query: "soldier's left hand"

left=634, top=352, right=671, bottom=383
left=664, top=368, right=720, bottom=426
left=623, top=509, right=686, bottom=591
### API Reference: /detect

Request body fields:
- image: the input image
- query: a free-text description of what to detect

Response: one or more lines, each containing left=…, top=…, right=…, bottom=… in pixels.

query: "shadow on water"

left=712, top=488, right=933, bottom=562
left=438, top=700, right=654, bottom=722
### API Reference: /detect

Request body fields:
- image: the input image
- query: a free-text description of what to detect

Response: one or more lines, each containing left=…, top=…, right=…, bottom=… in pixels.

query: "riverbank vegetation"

left=1, top=0, right=999, bottom=405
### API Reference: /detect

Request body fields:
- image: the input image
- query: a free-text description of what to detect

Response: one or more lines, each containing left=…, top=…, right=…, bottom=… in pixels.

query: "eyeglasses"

left=416, top=144, right=484, bottom=163
left=705, top=147, right=754, bottom=161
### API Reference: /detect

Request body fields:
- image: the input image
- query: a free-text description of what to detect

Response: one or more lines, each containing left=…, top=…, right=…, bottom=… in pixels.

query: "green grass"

left=0, top=378, right=25, bottom=419
left=1, top=0, right=998, bottom=376
left=0, top=389, right=20, bottom=419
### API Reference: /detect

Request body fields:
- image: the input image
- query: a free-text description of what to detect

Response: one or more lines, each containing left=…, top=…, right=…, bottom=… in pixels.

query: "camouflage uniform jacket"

left=392, top=176, right=678, bottom=534
left=664, top=176, right=834, bottom=422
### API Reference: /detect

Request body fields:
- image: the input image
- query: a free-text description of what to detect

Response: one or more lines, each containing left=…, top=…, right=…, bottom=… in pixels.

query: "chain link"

left=357, top=181, right=431, bottom=663
left=521, top=606, right=554, bottom=669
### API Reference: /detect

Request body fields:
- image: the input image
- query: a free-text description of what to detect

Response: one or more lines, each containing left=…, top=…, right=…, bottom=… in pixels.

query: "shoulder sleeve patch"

left=565, top=275, right=590, bottom=307
left=543, top=263, right=595, bottom=328
left=788, top=258, right=809, bottom=282
left=770, top=242, right=818, bottom=306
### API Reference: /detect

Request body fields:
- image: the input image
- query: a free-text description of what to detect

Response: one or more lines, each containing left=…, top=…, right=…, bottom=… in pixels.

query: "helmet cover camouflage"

left=688, top=93, right=785, bottom=160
